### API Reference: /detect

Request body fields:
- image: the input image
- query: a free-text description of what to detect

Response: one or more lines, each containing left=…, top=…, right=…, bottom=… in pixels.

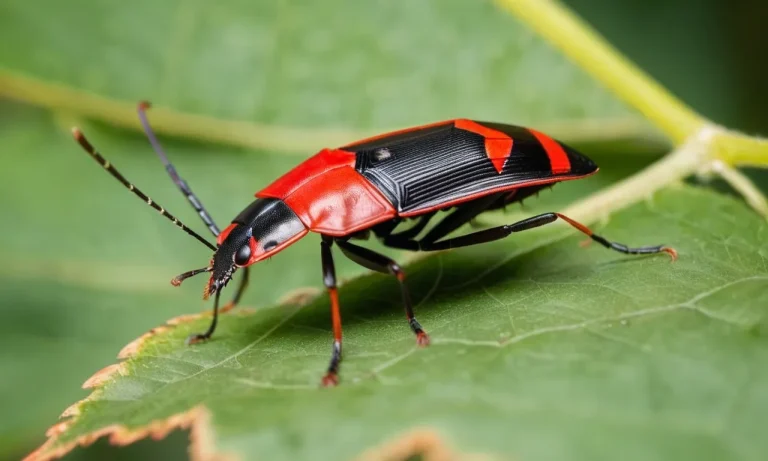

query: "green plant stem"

left=0, top=69, right=660, bottom=155
left=563, top=127, right=710, bottom=221
left=0, top=69, right=362, bottom=155
left=496, top=0, right=768, bottom=217
left=713, top=130, right=768, bottom=168
left=709, top=160, right=768, bottom=217
left=495, top=0, right=704, bottom=145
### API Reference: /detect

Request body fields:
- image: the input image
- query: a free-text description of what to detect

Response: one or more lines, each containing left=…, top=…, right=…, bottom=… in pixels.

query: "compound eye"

left=234, top=244, right=252, bottom=266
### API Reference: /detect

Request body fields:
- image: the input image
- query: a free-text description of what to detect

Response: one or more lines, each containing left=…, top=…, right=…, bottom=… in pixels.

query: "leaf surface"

left=29, top=186, right=768, bottom=461
left=6, top=0, right=768, bottom=459
left=0, top=100, right=653, bottom=456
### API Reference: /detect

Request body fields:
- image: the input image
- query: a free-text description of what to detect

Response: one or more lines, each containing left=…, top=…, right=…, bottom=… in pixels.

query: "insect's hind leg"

left=553, top=213, right=677, bottom=259
left=418, top=212, right=677, bottom=260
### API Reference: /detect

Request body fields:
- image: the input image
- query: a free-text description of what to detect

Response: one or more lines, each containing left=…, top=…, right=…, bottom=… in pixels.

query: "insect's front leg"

left=186, top=289, right=222, bottom=345
left=320, top=236, right=343, bottom=387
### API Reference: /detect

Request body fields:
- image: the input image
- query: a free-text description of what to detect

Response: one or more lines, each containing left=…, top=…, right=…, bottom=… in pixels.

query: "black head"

left=202, top=198, right=307, bottom=298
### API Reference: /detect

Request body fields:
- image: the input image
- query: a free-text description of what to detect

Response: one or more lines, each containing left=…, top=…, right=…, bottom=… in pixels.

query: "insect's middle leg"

left=378, top=213, right=436, bottom=250
left=335, top=239, right=430, bottom=346
left=379, top=196, right=499, bottom=251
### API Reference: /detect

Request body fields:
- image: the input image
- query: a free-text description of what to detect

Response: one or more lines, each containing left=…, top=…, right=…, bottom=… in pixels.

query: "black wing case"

left=346, top=120, right=597, bottom=215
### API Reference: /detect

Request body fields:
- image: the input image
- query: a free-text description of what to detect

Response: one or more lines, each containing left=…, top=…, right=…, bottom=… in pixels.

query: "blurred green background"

left=1, top=0, right=765, bottom=460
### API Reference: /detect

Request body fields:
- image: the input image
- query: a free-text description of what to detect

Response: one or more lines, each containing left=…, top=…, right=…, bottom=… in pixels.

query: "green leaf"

left=0, top=1, right=670, bottom=456
left=10, top=0, right=766, bottom=460
left=28, top=186, right=768, bottom=461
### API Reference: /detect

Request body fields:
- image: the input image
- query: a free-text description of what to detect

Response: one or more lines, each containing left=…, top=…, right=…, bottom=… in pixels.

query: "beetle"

left=72, top=102, right=676, bottom=386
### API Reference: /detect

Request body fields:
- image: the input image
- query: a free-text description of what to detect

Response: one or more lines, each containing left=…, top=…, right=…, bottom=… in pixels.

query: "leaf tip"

left=44, top=421, right=70, bottom=439
left=59, top=399, right=87, bottom=419
left=118, top=326, right=171, bottom=359
left=82, top=363, right=124, bottom=389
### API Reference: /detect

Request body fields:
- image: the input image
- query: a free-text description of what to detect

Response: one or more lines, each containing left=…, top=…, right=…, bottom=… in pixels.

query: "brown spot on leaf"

left=353, top=428, right=503, bottom=461
left=118, top=326, right=171, bottom=359
left=235, top=306, right=258, bottom=315
left=167, top=312, right=209, bottom=325
left=118, top=308, right=229, bottom=359
left=59, top=398, right=89, bottom=419
left=82, top=363, right=125, bottom=389
left=27, top=306, right=271, bottom=461
left=44, top=422, right=69, bottom=439
left=24, top=406, right=236, bottom=461
left=116, top=304, right=260, bottom=362
left=277, top=286, right=323, bottom=307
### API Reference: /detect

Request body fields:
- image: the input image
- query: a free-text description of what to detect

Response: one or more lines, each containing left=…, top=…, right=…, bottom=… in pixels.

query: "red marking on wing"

left=528, top=129, right=571, bottom=174
left=257, top=149, right=396, bottom=235
left=454, top=119, right=514, bottom=174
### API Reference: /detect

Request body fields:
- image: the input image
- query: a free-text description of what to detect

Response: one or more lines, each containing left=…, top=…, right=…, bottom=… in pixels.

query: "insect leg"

left=377, top=236, right=419, bottom=251
left=419, top=213, right=558, bottom=250
left=419, top=193, right=501, bottom=245
left=186, top=288, right=222, bottom=345
left=418, top=212, right=677, bottom=260
left=335, top=239, right=430, bottom=346
left=219, top=267, right=250, bottom=313
left=380, top=195, right=500, bottom=251
left=387, top=212, right=436, bottom=240
left=553, top=213, right=677, bottom=259
left=320, top=236, right=343, bottom=387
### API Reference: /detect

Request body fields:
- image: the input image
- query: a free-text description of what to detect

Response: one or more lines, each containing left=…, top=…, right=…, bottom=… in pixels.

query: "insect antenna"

left=137, top=101, right=220, bottom=237
left=171, top=267, right=212, bottom=286
left=72, top=128, right=218, bottom=252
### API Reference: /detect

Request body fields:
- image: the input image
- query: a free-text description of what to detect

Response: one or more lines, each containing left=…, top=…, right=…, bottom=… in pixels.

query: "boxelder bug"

left=72, top=104, right=677, bottom=386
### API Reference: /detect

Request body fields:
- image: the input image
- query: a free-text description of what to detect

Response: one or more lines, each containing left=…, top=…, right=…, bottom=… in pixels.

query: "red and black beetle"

left=73, top=103, right=676, bottom=386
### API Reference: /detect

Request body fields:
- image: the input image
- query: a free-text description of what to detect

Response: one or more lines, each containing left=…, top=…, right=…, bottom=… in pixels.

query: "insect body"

left=73, top=105, right=676, bottom=386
